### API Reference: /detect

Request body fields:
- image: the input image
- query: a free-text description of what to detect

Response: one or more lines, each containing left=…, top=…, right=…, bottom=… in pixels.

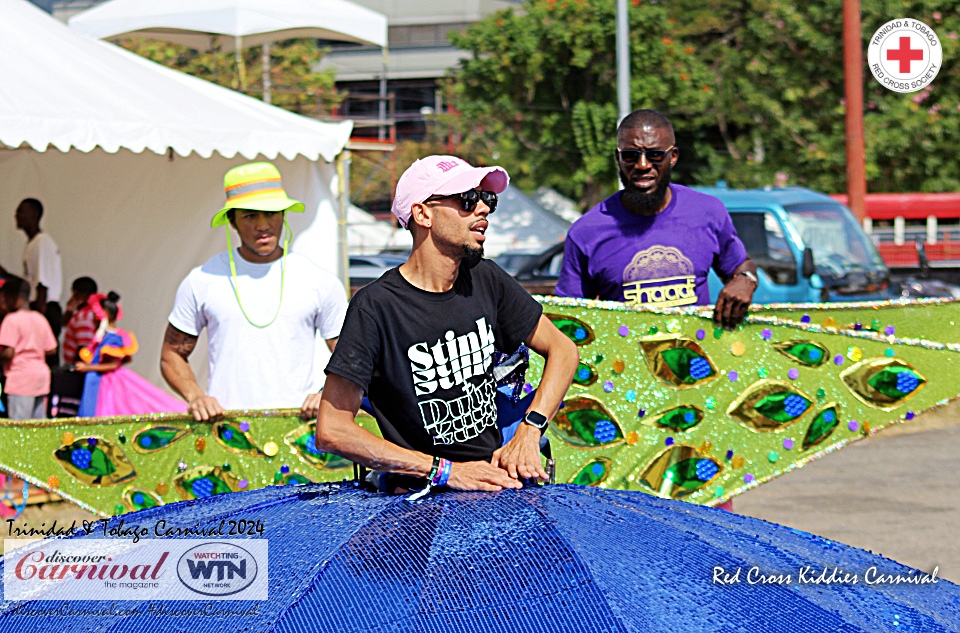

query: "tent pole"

left=262, top=41, right=271, bottom=104
left=235, top=35, right=247, bottom=90
left=336, top=150, right=353, bottom=296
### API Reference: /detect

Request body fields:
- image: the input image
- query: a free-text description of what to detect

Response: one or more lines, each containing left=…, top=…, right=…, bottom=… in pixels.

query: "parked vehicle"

left=697, top=186, right=891, bottom=303
left=495, top=187, right=958, bottom=303
left=349, top=254, right=407, bottom=294
left=494, top=242, right=564, bottom=295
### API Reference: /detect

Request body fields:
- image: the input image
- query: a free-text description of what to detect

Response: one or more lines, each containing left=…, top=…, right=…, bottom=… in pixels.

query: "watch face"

left=525, top=411, right=548, bottom=429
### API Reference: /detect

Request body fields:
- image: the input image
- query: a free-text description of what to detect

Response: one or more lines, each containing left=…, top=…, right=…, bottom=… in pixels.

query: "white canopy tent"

left=0, top=0, right=353, bottom=389
left=484, top=186, right=571, bottom=257
left=347, top=205, right=411, bottom=255
left=68, top=0, right=388, bottom=104
left=68, top=0, right=388, bottom=51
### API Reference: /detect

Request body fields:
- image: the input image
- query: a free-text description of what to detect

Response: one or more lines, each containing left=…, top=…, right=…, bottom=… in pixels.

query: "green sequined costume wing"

left=529, top=296, right=960, bottom=506
left=1, top=297, right=957, bottom=516
left=0, top=412, right=379, bottom=517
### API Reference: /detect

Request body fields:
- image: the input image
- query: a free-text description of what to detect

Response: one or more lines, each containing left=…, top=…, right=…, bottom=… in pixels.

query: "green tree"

left=448, top=0, right=712, bottom=209
left=860, top=5, right=960, bottom=192
left=119, top=38, right=341, bottom=115
left=671, top=0, right=960, bottom=193
left=448, top=0, right=960, bottom=206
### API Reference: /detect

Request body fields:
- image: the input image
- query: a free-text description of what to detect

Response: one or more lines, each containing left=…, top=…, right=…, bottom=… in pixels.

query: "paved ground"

left=737, top=400, right=960, bottom=584
left=6, top=403, right=960, bottom=585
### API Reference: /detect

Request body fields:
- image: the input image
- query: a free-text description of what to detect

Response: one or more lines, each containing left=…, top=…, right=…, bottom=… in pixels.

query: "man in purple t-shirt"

left=556, top=109, right=758, bottom=328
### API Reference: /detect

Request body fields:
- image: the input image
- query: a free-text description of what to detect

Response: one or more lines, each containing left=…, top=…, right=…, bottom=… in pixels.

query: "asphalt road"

left=736, top=401, right=960, bottom=584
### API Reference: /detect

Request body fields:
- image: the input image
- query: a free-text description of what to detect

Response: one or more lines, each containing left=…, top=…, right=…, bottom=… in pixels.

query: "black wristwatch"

left=523, top=411, right=549, bottom=434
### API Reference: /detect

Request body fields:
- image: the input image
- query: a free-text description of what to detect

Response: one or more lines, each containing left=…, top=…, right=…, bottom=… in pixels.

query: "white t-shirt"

left=168, top=251, right=348, bottom=409
left=22, top=232, right=62, bottom=304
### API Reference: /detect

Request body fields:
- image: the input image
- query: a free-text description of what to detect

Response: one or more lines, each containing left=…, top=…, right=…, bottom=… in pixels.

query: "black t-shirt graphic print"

left=325, top=260, right=543, bottom=462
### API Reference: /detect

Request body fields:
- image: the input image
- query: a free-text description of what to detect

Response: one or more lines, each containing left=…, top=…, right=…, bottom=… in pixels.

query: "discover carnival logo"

left=3, top=539, right=268, bottom=600
left=868, top=18, right=942, bottom=93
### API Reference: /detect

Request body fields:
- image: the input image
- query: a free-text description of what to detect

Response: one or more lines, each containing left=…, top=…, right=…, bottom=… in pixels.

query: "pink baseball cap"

left=391, top=155, right=509, bottom=228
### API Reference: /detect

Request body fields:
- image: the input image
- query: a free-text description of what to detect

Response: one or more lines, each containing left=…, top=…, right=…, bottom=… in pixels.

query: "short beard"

left=619, top=162, right=672, bottom=215
left=460, top=244, right=484, bottom=269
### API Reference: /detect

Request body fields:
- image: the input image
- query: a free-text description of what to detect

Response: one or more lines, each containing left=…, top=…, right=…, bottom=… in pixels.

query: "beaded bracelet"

left=430, top=458, right=445, bottom=486
left=436, top=459, right=452, bottom=487
left=431, top=458, right=451, bottom=486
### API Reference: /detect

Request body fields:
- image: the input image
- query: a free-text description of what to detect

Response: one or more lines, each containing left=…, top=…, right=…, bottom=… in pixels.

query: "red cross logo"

left=886, top=36, right=924, bottom=73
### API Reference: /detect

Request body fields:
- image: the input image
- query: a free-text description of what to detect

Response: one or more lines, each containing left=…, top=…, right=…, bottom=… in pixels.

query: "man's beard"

left=460, top=244, right=484, bottom=268
left=619, top=162, right=672, bottom=215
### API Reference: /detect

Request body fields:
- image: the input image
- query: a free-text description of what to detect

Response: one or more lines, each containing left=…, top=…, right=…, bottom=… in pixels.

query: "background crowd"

left=0, top=198, right=180, bottom=420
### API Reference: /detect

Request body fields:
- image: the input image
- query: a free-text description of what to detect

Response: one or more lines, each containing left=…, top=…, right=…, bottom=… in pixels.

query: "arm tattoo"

left=164, top=324, right=198, bottom=360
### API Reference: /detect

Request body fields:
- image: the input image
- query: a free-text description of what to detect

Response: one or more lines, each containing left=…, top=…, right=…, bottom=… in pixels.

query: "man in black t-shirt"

left=318, top=155, right=579, bottom=492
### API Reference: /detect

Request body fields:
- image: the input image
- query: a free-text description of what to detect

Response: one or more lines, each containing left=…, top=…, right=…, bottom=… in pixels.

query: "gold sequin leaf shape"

left=572, top=361, right=598, bottom=387
left=546, top=314, right=595, bottom=346
left=639, top=335, right=718, bottom=389
left=727, top=380, right=813, bottom=431
left=569, top=457, right=613, bottom=487
left=173, top=466, right=241, bottom=501
left=772, top=341, right=829, bottom=367
left=803, top=404, right=842, bottom=450
left=551, top=396, right=625, bottom=448
left=54, top=437, right=136, bottom=487
left=122, top=486, right=164, bottom=512
left=278, top=472, right=315, bottom=485
left=131, top=425, right=191, bottom=453
left=284, top=424, right=353, bottom=470
left=643, top=405, right=705, bottom=432
left=634, top=445, right=722, bottom=499
left=213, top=421, right=265, bottom=457
left=840, top=358, right=926, bottom=410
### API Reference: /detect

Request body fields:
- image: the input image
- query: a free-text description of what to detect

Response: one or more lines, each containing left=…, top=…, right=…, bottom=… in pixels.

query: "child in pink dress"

left=74, top=292, right=187, bottom=417
left=0, top=276, right=57, bottom=420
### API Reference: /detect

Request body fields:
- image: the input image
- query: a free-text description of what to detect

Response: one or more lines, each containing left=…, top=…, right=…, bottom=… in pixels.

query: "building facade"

left=318, top=0, right=522, bottom=140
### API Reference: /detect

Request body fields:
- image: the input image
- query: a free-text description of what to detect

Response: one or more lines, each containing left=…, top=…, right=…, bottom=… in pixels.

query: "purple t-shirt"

left=555, top=184, right=747, bottom=307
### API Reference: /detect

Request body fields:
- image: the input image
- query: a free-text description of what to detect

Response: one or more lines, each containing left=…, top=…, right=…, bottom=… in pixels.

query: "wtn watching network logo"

left=177, top=542, right=259, bottom=596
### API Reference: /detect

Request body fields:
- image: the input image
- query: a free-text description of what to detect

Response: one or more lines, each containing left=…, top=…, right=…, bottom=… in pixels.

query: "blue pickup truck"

left=699, top=186, right=891, bottom=304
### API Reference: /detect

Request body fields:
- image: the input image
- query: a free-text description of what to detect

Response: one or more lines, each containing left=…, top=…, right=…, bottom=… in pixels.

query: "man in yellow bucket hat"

left=160, top=162, right=348, bottom=421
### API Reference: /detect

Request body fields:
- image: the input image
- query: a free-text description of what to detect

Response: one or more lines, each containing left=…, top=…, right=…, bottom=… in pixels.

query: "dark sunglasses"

left=617, top=146, right=675, bottom=164
left=425, top=189, right=498, bottom=213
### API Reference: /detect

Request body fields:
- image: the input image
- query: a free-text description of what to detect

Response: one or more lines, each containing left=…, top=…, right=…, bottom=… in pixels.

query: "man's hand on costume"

left=491, top=423, right=549, bottom=481
left=714, top=275, right=755, bottom=330
left=188, top=395, right=224, bottom=422
left=446, top=461, right=524, bottom=492
left=300, top=392, right=323, bottom=421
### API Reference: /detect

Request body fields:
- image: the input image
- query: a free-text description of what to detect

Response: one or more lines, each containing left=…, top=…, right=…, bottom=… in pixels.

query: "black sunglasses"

left=425, top=189, right=498, bottom=213
left=617, top=146, right=675, bottom=164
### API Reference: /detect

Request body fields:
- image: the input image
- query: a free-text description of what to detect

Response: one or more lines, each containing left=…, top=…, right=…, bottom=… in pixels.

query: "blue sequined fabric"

left=492, top=345, right=530, bottom=403
left=2, top=484, right=958, bottom=632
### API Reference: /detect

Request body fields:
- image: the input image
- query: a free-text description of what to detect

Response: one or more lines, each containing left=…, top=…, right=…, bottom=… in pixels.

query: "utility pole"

left=616, top=0, right=630, bottom=124
left=843, top=0, right=867, bottom=221
left=379, top=47, right=388, bottom=141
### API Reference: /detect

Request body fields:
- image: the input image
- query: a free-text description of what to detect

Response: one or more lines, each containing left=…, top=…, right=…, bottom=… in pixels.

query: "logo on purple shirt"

left=622, top=246, right=697, bottom=307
